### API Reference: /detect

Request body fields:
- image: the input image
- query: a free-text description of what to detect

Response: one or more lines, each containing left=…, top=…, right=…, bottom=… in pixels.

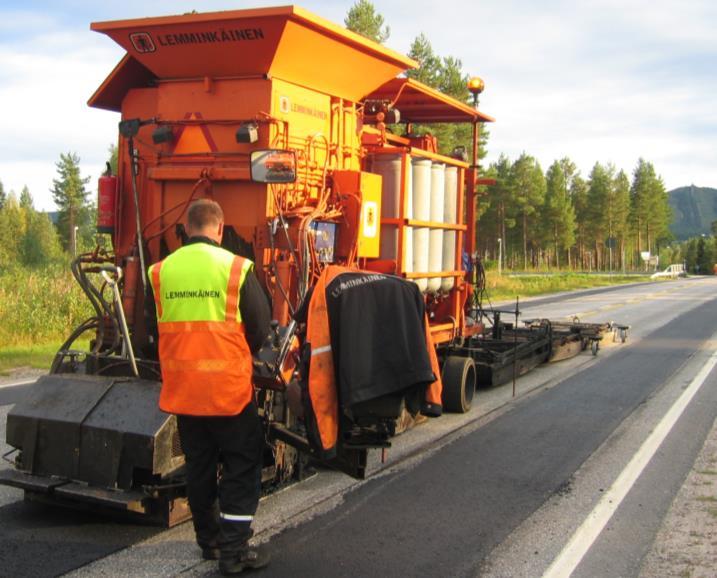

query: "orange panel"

left=91, top=6, right=415, bottom=102
left=365, top=78, right=495, bottom=124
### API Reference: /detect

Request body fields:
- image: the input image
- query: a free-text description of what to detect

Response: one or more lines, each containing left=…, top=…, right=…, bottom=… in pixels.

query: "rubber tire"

left=441, top=356, right=476, bottom=413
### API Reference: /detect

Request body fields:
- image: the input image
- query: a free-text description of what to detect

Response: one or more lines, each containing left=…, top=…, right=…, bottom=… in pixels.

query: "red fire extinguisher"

left=97, top=163, right=117, bottom=234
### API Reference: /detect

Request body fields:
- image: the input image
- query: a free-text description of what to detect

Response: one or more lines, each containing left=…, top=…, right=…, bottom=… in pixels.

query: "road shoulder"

left=639, top=415, right=717, bottom=578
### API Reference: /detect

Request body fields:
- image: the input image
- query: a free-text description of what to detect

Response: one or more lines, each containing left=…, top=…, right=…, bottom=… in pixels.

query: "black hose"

left=50, top=317, right=99, bottom=374
left=71, top=255, right=121, bottom=353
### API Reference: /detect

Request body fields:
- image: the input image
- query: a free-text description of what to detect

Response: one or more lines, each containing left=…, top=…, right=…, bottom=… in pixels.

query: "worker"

left=148, top=199, right=271, bottom=575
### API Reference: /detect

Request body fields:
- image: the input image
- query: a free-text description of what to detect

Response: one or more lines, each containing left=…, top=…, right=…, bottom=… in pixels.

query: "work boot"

left=201, top=545, right=221, bottom=560
left=219, top=544, right=270, bottom=575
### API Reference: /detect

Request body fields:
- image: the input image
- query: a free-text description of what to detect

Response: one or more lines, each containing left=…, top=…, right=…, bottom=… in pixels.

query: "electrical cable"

left=143, top=177, right=210, bottom=243
left=127, top=136, right=148, bottom=293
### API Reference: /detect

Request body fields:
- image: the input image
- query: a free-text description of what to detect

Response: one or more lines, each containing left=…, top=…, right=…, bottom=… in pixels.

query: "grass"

left=0, top=266, right=651, bottom=373
left=0, top=343, right=60, bottom=375
left=0, top=264, right=92, bottom=373
left=484, top=272, right=651, bottom=302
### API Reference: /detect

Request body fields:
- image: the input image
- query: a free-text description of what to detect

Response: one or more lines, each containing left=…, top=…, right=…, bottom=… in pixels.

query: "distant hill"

left=668, top=185, right=717, bottom=240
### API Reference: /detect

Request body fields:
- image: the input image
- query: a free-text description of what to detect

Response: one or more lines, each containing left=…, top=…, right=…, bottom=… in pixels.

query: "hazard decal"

left=173, top=112, right=217, bottom=155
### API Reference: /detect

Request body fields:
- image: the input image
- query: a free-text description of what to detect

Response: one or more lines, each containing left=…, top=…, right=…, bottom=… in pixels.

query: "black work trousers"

left=177, top=402, right=264, bottom=555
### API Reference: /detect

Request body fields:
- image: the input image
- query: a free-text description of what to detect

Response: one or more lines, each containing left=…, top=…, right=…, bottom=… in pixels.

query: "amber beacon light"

left=467, top=76, right=485, bottom=106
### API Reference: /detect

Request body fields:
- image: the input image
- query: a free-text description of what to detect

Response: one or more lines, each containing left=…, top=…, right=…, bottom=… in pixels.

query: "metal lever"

left=101, top=266, right=139, bottom=377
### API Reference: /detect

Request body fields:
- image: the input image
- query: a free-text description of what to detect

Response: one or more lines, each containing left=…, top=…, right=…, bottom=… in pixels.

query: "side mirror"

left=250, top=149, right=297, bottom=184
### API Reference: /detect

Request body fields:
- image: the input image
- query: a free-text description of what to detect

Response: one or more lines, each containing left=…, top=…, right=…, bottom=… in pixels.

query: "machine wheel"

left=591, top=340, right=599, bottom=356
left=441, top=356, right=476, bottom=413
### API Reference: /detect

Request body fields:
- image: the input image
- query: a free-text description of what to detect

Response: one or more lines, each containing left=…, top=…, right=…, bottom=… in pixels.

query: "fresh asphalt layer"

left=0, top=402, right=162, bottom=578
left=249, top=292, right=717, bottom=578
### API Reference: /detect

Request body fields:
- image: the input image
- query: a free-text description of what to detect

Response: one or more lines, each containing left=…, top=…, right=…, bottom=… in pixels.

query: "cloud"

left=0, top=11, right=122, bottom=210
left=0, top=0, right=715, bottom=212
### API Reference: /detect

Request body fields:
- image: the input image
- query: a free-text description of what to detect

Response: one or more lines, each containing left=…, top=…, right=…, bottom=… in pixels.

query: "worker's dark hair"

left=187, top=199, right=224, bottom=230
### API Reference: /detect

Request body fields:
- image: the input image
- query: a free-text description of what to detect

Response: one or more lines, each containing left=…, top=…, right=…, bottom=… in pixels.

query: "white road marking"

left=543, top=347, right=717, bottom=578
left=0, top=378, right=37, bottom=389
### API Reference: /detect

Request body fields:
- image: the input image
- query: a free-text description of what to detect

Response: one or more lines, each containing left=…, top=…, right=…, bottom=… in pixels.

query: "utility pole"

left=498, top=237, right=503, bottom=276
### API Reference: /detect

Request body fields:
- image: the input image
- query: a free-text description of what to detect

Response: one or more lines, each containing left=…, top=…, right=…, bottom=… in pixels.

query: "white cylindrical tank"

left=404, top=159, right=413, bottom=276
left=370, top=155, right=402, bottom=260
left=442, top=166, right=458, bottom=291
left=411, top=158, right=431, bottom=292
left=427, top=163, right=445, bottom=293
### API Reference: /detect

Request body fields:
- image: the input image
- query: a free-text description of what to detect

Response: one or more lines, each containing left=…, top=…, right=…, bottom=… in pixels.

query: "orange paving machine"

left=0, top=6, right=493, bottom=525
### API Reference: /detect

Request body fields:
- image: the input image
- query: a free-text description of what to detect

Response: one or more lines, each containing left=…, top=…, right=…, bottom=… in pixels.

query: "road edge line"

left=542, top=346, right=717, bottom=578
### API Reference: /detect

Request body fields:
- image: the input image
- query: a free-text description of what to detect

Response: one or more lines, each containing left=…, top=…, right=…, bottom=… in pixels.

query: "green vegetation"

left=0, top=343, right=62, bottom=375
left=0, top=154, right=96, bottom=373
left=0, top=265, right=92, bottom=347
left=479, top=157, right=673, bottom=272
left=345, top=0, right=488, bottom=159
left=484, top=272, right=650, bottom=302
left=344, top=0, right=390, bottom=43
left=660, top=235, right=716, bottom=275
left=51, top=152, right=93, bottom=253
left=669, top=185, right=717, bottom=240
left=0, top=266, right=92, bottom=374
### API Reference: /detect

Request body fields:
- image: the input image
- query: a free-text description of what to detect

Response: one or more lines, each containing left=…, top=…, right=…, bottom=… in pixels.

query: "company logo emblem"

left=130, top=32, right=156, bottom=53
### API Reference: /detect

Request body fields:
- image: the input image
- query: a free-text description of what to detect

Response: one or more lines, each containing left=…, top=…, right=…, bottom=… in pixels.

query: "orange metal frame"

left=89, top=5, right=493, bottom=350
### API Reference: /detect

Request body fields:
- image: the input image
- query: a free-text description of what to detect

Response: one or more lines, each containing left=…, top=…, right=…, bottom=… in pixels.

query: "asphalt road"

left=1, top=278, right=716, bottom=577
left=252, top=282, right=717, bottom=577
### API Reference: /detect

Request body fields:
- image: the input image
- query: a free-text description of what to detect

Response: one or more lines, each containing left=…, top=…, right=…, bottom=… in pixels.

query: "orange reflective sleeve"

left=225, top=256, right=246, bottom=321
left=306, top=268, right=339, bottom=452
left=423, top=313, right=443, bottom=412
left=305, top=265, right=360, bottom=452
left=150, top=261, right=163, bottom=319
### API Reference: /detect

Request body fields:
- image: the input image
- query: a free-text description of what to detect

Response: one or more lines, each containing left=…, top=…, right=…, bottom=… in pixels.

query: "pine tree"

left=695, top=237, right=714, bottom=274
left=344, top=0, right=389, bottom=43
left=51, top=152, right=91, bottom=253
left=510, top=154, right=545, bottom=269
left=405, top=35, right=489, bottom=158
left=684, top=238, right=698, bottom=273
left=480, top=155, right=515, bottom=263
left=406, top=34, right=441, bottom=85
left=0, top=193, right=25, bottom=269
left=586, top=163, right=613, bottom=270
left=19, top=185, right=33, bottom=209
left=0, top=179, right=6, bottom=210
left=543, top=160, right=576, bottom=268
left=611, top=170, right=631, bottom=270
left=21, top=210, right=64, bottom=266
left=109, top=144, right=118, bottom=175
left=570, top=175, right=590, bottom=269
left=630, top=159, right=672, bottom=261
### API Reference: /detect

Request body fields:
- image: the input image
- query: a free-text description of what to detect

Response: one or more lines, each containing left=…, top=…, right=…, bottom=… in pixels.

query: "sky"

left=0, top=0, right=715, bottom=212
